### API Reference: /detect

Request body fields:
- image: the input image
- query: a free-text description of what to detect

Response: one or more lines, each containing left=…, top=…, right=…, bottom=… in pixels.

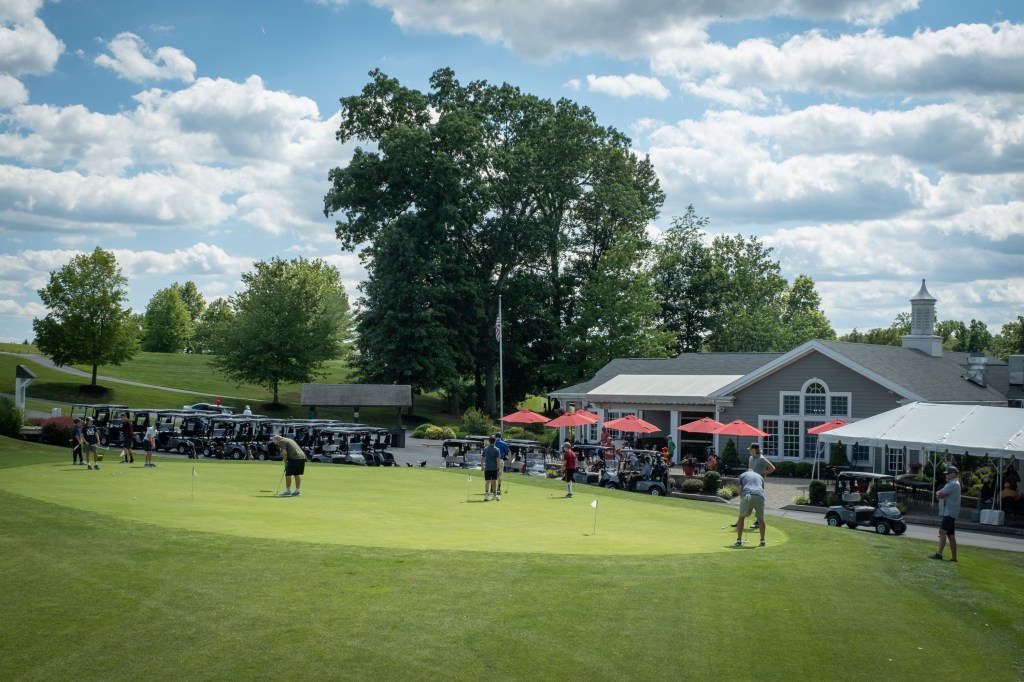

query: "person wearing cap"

left=83, top=417, right=100, bottom=470
left=561, top=442, right=578, bottom=498
left=242, top=405, right=252, bottom=417
left=930, top=466, right=961, bottom=561
left=274, top=435, right=306, bottom=497
left=734, top=468, right=767, bottom=547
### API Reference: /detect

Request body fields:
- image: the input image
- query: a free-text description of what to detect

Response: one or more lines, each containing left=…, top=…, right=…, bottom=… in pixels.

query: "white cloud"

left=358, top=0, right=918, bottom=61
left=95, top=32, right=196, bottom=84
left=585, top=73, right=670, bottom=100
left=651, top=22, right=1024, bottom=108
left=0, top=73, right=27, bottom=107
left=0, top=14, right=63, bottom=76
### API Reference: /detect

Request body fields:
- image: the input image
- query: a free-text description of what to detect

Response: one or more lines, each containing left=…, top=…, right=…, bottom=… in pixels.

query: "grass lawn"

left=2, top=437, right=1023, bottom=681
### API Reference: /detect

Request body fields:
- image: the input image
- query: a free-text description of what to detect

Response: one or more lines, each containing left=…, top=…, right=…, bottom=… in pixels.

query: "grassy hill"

left=0, top=349, right=456, bottom=426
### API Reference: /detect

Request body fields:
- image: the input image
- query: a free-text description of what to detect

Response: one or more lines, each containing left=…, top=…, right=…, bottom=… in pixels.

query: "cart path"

left=1, top=351, right=253, bottom=399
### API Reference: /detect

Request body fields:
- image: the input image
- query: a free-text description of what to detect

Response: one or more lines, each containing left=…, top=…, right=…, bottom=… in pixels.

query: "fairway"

left=0, top=457, right=781, bottom=555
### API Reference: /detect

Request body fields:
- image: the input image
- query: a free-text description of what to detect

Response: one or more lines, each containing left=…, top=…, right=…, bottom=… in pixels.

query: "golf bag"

left=185, top=441, right=198, bottom=459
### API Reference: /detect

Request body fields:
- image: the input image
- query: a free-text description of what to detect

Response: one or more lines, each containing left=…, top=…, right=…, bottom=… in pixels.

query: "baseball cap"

left=747, top=443, right=760, bottom=451
left=945, top=466, right=959, bottom=475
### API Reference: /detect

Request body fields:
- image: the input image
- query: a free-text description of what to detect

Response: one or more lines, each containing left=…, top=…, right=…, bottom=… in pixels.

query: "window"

left=852, top=444, right=871, bottom=462
left=885, top=447, right=904, bottom=473
left=782, top=421, right=801, bottom=457
left=768, top=380, right=852, bottom=459
left=762, top=420, right=778, bottom=457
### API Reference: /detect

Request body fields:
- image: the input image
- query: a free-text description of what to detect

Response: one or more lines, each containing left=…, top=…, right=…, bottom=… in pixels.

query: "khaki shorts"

left=739, top=493, right=765, bottom=519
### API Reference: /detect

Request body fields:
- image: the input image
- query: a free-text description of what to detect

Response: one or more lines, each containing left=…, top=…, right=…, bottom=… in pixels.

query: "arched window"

left=762, top=379, right=851, bottom=458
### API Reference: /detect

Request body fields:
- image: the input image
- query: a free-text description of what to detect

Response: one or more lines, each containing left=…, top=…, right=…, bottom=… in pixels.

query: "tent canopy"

left=818, top=402, right=1024, bottom=458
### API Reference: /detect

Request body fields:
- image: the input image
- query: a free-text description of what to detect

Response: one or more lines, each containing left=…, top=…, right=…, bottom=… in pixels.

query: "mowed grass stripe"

left=0, top=458, right=778, bottom=555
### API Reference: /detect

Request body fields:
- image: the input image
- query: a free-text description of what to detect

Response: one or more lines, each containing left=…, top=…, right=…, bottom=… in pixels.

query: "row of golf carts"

left=69, top=403, right=398, bottom=466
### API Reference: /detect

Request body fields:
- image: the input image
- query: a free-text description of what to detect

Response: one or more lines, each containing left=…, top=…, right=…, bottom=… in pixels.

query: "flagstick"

left=497, top=295, right=504, bottom=423
left=592, top=499, right=599, bottom=535
left=192, top=465, right=196, bottom=499
left=466, top=473, right=472, bottom=502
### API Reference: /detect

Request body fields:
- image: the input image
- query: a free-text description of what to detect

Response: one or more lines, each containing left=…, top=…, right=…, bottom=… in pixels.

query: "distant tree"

left=173, top=281, right=205, bottom=352
left=651, top=205, right=715, bottom=353
left=211, top=258, right=352, bottom=405
left=992, top=315, right=1024, bottom=361
left=838, top=313, right=910, bottom=346
left=193, top=299, right=233, bottom=354
left=779, top=275, right=836, bottom=348
left=32, top=247, right=139, bottom=386
left=142, top=286, right=191, bottom=353
left=937, top=319, right=993, bottom=354
left=703, top=234, right=789, bottom=352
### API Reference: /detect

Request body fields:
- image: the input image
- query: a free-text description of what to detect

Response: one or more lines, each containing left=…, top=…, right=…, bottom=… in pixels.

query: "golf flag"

left=192, top=467, right=197, bottom=478
left=591, top=499, right=598, bottom=509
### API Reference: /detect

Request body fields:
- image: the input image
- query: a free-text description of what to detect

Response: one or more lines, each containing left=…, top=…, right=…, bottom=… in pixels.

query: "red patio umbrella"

left=806, top=419, right=849, bottom=434
left=602, top=415, right=660, bottom=434
left=714, top=419, right=768, bottom=437
left=545, top=411, right=599, bottom=428
left=677, top=417, right=725, bottom=433
left=500, top=409, right=550, bottom=424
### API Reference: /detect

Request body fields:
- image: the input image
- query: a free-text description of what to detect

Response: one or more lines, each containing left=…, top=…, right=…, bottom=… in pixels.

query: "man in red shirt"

left=562, top=442, right=577, bottom=498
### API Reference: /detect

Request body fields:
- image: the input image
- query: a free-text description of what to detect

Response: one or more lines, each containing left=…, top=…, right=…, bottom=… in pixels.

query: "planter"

left=683, top=466, right=695, bottom=476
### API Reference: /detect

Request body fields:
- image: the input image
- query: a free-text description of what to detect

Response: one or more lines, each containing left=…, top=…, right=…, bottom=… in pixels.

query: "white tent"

left=818, top=402, right=1024, bottom=512
left=817, top=402, right=1024, bottom=459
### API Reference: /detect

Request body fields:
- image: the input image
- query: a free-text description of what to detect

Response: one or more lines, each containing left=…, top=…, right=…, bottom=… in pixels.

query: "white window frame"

left=764, top=379, right=853, bottom=459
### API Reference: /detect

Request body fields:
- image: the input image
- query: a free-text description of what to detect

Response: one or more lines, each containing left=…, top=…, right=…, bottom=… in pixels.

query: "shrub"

left=702, top=470, right=721, bottom=495
left=717, top=483, right=738, bottom=500
left=774, top=460, right=796, bottom=477
left=546, top=468, right=560, bottom=479
left=460, top=407, right=495, bottom=437
left=794, top=462, right=813, bottom=478
left=412, top=424, right=454, bottom=440
left=681, top=478, right=703, bottom=494
left=721, top=438, right=739, bottom=469
left=829, top=443, right=849, bottom=467
left=0, top=397, right=23, bottom=438
left=809, top=480, right=827, bottom=506
left=794, top=494, right=811, bottom=505
left=39, top=416, right=74, bottom=447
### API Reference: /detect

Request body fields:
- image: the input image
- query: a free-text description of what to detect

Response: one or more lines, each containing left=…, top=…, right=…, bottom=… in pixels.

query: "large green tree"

left=324, top=68, right=664, bottom=412
left=992, top=315, right=1024, bottom=360
left=141, top=286, right=191, bottom=353
left=192, top=298, right=233, bottom=355
left=210, top=258, right=352, bottom=405
left=650, top=206, right=715, bottom=353
left=32, top=247, right=139, bottom=386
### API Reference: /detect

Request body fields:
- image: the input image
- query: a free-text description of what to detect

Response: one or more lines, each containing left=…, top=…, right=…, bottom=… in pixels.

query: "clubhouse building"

left=550, top=281, right=1023, bottom=473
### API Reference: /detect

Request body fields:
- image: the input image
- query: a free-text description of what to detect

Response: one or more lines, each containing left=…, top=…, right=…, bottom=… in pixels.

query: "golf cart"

left=600, top=455, right=670, bottom=496
left=824, top=471, right=907, bottom=535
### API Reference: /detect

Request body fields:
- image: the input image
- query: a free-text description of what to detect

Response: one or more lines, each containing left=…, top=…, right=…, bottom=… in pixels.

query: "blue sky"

left=2, top=0, right=1022, bottom=345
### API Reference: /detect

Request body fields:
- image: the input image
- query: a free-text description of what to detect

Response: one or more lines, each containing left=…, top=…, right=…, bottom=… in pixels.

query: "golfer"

left=494, top=432, right=511, bottom=491
left=930, top=466, right=961, bottom=562
left=747, top=443, right=775, bottom=476
left=562, top=442, right=577, bottom=498
left=482, top=436, right=501, bottom=501
left=71, top=418, right=85, bottom=466
left=143, top=422, right=158, bottom=468
left=274, top=435, right=305, bottom=497
left=120, top=413, right=135, bottom=464
left=83, top=417, right=100, bottom=470
left=735, top=469, right=767, bottom=547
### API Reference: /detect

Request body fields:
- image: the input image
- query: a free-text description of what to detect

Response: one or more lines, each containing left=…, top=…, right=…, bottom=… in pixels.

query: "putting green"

left=0, top=458, right=785, bottom=555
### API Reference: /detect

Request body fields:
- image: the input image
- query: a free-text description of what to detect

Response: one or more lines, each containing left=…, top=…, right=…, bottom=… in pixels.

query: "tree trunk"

left=91, top=364, right=98, bottom=387
left=272, top=379, right=279, bottom=405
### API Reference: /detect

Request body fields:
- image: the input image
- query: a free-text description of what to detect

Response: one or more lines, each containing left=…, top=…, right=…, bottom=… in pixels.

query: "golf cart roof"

left=836, top=471, right=895, bottom=481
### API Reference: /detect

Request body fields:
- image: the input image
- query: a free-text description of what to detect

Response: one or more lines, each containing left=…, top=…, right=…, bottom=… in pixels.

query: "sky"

left=1, top=0, right=1022, bottom=346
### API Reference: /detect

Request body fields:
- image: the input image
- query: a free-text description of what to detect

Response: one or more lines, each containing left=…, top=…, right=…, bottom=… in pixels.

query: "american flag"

left=495, top=312, right=502, bottom=342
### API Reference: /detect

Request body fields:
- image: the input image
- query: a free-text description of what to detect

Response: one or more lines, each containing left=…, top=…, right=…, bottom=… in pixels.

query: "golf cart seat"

left=842, top=492, right=861, bottom=504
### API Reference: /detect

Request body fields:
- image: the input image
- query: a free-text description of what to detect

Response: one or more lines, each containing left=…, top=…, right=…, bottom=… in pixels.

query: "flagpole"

left=498, top=295, right=504, bottom=423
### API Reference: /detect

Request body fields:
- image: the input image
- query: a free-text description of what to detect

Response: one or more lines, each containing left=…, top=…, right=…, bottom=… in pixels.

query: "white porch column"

left=669, top=409, right=680, bottom=464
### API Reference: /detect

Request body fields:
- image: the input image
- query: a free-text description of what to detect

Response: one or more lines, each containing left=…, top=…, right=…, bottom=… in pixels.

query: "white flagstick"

left=466, top=473, right=472, bottom=502
left=591, top=499, right=599, bottom=535
left=192, top=466, right=197, bottom=499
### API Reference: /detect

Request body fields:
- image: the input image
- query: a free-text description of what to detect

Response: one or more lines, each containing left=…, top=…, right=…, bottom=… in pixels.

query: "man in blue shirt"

left=930, top=466, right=961, bottom=561
left=494, top=432, right=511, bottom=492
left=482, top=436, right=501, bottom=501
